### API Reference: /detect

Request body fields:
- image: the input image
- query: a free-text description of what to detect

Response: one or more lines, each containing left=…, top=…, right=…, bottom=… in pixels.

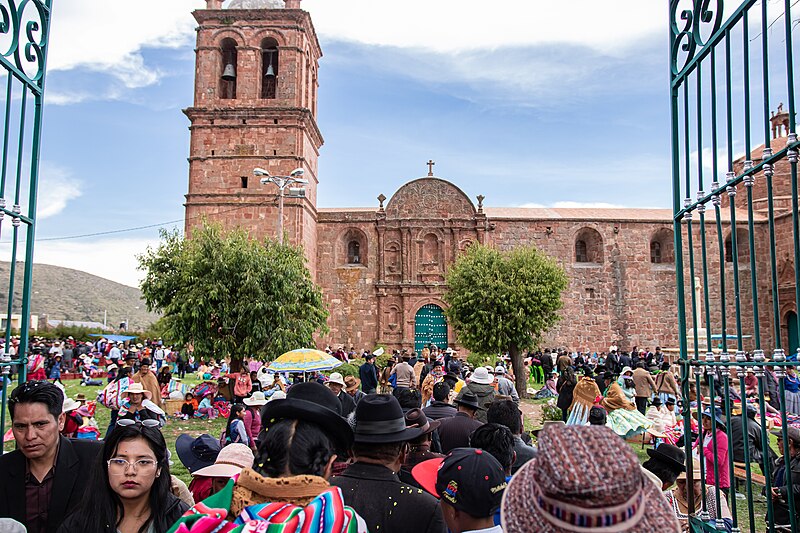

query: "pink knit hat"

left=501, top=424, right=680, bottom=533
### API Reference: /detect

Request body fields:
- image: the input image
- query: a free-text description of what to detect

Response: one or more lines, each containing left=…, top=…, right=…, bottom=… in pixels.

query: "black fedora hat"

left=262, top=381, right=354, bottom=450
left=176, top=433, right=222, bottom=474
left=353, top=394, right=427, bottom=444
left=646, top=442, right=686, bottom=472
left=454, top=392, right=480, bottom=410
left=650, top=397, right=663, bottom=407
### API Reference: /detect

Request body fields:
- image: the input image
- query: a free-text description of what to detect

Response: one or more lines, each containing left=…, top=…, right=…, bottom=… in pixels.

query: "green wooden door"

left=414, top=304, right=448, bottom=353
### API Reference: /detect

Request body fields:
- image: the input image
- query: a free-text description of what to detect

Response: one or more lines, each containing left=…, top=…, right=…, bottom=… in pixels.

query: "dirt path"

left=520, top=398, right=544, bottom=429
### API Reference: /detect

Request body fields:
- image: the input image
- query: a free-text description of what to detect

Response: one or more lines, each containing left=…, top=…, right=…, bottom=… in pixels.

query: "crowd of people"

left=2, top=339, right=800, bottom=532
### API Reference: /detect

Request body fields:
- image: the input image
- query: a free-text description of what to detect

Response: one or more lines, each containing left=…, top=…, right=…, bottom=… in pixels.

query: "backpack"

left=98, top=377, right=132, bottom=410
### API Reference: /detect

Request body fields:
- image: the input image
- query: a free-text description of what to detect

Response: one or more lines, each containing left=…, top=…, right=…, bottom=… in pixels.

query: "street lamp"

left=254, top=167, right=308, bottom=244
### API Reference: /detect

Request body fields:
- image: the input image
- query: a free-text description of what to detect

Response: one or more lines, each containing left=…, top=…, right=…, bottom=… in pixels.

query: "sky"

left=0, top=0, right=714, bottom=291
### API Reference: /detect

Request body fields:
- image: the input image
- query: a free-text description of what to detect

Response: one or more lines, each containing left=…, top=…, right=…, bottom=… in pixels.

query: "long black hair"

left=254, top=419, right=335, bottom=479
left=113, top=366, right=132, bottom=383
left=226, top=403, right=246, bottom=443
left=64, top=424, right=173, bottom=533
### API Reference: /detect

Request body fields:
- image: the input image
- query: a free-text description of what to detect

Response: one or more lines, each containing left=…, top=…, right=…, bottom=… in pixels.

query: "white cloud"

left=0, top=237, right=162, bottom=288
left=303, top=1, right=665, bottom=54
left=48, top=1, right=204, bottom=88
left=35, top=163, right=83, bottom=219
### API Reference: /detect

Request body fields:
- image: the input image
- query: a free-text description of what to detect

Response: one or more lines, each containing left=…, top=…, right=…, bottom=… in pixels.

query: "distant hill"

left=0, top=262, right=159, bottom=330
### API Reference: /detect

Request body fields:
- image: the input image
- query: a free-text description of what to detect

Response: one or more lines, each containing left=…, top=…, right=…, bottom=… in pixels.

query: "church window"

left=240, top=176, right=248, bottom=189
left=347, top=241, right=361, bottom=264
left=219, top=38, right=238, bottom=100
left=724, top=228, right=750, bottom=264
left=650, top=242, right=662, bottom=263
left=574, top=228, right=604, bottom=264
left=261, top=38, right=279, bottom=99
left=650, top=228, right=674, bottom=264
left=575, top=240, right=588, bottom=263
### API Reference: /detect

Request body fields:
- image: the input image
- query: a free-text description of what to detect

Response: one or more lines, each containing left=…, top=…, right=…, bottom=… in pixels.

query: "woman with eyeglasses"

left=57, top=420, right=189, bottom=533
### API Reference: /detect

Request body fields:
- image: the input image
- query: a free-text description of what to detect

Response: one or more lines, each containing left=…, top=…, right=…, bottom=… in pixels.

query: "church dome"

left=227, top=0, right=285, bottom=8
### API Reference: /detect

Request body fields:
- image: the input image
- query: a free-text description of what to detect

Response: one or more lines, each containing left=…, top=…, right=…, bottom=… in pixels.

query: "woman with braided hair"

left=168, top=382, right=369, bottom=532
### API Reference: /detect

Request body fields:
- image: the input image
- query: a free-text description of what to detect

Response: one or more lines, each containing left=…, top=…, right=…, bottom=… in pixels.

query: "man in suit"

left=436, top=392, right=484, bottom=453
left=0, top=381, right=102, bottom=533
left=423, top=383, right=457, bottom=420
left=332, top=394, right=446, bottom=533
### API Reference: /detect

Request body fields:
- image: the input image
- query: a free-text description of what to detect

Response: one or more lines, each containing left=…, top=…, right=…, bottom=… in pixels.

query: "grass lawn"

left=3, top=377, right=227, bottom=485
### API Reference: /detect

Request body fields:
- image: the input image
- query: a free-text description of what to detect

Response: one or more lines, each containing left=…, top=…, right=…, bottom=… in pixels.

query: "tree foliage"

left=444, top=244, right=568, bottom=397
left=137, top=223, right=329, bottom=362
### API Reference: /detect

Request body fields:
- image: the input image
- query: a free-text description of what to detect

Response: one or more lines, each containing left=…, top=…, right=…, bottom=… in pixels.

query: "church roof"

left=483, top=207, right=672, bottom=221
left=226, top=0, right=285, bottom=8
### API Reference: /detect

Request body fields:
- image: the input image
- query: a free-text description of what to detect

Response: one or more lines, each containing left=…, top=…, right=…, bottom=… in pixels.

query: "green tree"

left=137, top=223, right=328, bottom=366
left=444, top=244, right=568, bottom=397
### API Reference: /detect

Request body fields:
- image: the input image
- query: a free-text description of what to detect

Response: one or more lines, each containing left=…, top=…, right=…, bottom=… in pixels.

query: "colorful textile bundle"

left=168, top=479, right=366, bottom=533
left=566, top=377, right=602, bottom=426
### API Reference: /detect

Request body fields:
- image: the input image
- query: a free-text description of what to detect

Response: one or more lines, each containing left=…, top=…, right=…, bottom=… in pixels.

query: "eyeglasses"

left=117, top=418, right=160, bottom=428
left=107, top=457, right=158, bottom=473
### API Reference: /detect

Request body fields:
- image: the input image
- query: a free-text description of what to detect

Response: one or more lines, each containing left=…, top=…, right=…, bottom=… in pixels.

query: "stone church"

left=184, top=0, right=797, bottom=355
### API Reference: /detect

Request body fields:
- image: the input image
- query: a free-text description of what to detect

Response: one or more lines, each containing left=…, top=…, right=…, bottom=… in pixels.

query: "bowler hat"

left=353, top=394, right=426, bottom=444
left=262, top=381, right=354, bottom=450
left=646, top=443, right=686, bottom=472
left=176, top=433, right=222, bottom=473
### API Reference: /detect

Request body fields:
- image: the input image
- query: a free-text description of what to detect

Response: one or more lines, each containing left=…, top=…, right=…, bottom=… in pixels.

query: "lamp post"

left=254, top=167, right=308, bottom=244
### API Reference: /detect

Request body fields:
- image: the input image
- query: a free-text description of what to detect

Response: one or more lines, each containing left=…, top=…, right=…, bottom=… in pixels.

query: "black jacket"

left=358, top=362, right=379, bottom=393
left=423, top=401, right=457, bottom=420
left=57, top=492, right=188, bottom=532
left=436, top=412, right=483, bottom=453
left=730, top=414, right=766, bottom=466
left=771, top=454, right=800, bottom=525
left=332, top=462, right=446, bottom=533
left=337, top=390, right=356, bottom=418
left=0, top=436, right=102, bottom=532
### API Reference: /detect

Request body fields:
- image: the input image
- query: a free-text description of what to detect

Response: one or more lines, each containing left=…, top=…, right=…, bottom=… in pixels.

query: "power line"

left=0, top=202, right=260, bottom=243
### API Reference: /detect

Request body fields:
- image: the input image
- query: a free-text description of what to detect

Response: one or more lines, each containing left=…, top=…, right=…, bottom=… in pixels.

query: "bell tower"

left=184, top=0, right=322, bottom=272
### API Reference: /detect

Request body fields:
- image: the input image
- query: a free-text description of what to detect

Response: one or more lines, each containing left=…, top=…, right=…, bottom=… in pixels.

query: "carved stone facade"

left=185, top=2, right=792, bottom=354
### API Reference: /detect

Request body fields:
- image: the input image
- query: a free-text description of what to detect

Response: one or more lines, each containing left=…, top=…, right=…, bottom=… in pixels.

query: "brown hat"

left=501, top=424, right=680, bottom=533
left=344, top=375, right=361, bottom=393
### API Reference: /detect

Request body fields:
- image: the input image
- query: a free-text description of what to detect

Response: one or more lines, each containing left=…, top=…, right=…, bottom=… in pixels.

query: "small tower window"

left=347, top=241, right=361, bottom=264
left=261, top=38, right=279, bottom=99
left=240, top=176, right=248, bottom=189
left=220, top=38, right=237, bottom=100
left=725, top=236, right=733, bottom=262
left=650, top=241, right=662, bottom=264
left=575, top=240, right=588, bottom=263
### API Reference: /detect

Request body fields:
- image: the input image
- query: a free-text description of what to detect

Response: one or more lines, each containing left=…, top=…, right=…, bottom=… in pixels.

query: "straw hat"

left=344, top=375, right=361, bottom=393
left=121, top=382, right=152, bottom=400
left=677, top=460, right=702, bottom=481
left=501, top=424, right=680, bottom=533
left=327, top=372, right=345, bottom=387
left=243, top=391, right=268, bottom=406
left=192, top=443, right=254, bottom=478
left=470, top=367, right=493, bottom=385
left=62, top=398, right=81, bottom=413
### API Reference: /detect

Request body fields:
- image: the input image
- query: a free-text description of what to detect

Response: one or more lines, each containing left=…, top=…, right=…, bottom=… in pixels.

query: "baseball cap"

left=412, top=448, right=507, bottom=518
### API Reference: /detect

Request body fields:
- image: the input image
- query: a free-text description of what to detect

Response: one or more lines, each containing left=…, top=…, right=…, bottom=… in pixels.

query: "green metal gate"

left=671, top=0, right=800, bottom=530
left=414, top=304, right=448, bottom=353
left=0, top=0, right=54, bottom=438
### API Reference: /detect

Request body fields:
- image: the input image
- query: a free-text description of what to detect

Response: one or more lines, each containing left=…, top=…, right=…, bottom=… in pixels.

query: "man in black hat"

left=412, top=448, right=507, bottom=533
left=331, top=394, right=446, bottom=533
left=436, top=392, right=483, bottom=454
left=642, top=443, right=686, bottom=491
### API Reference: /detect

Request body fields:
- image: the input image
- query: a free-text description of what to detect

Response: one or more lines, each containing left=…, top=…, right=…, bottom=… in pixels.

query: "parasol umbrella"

left=268, top=348, right=343, bottom=373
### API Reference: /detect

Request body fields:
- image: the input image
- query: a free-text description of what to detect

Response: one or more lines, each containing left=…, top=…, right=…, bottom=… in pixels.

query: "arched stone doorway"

left=414, top=304, right=448, bottom=353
